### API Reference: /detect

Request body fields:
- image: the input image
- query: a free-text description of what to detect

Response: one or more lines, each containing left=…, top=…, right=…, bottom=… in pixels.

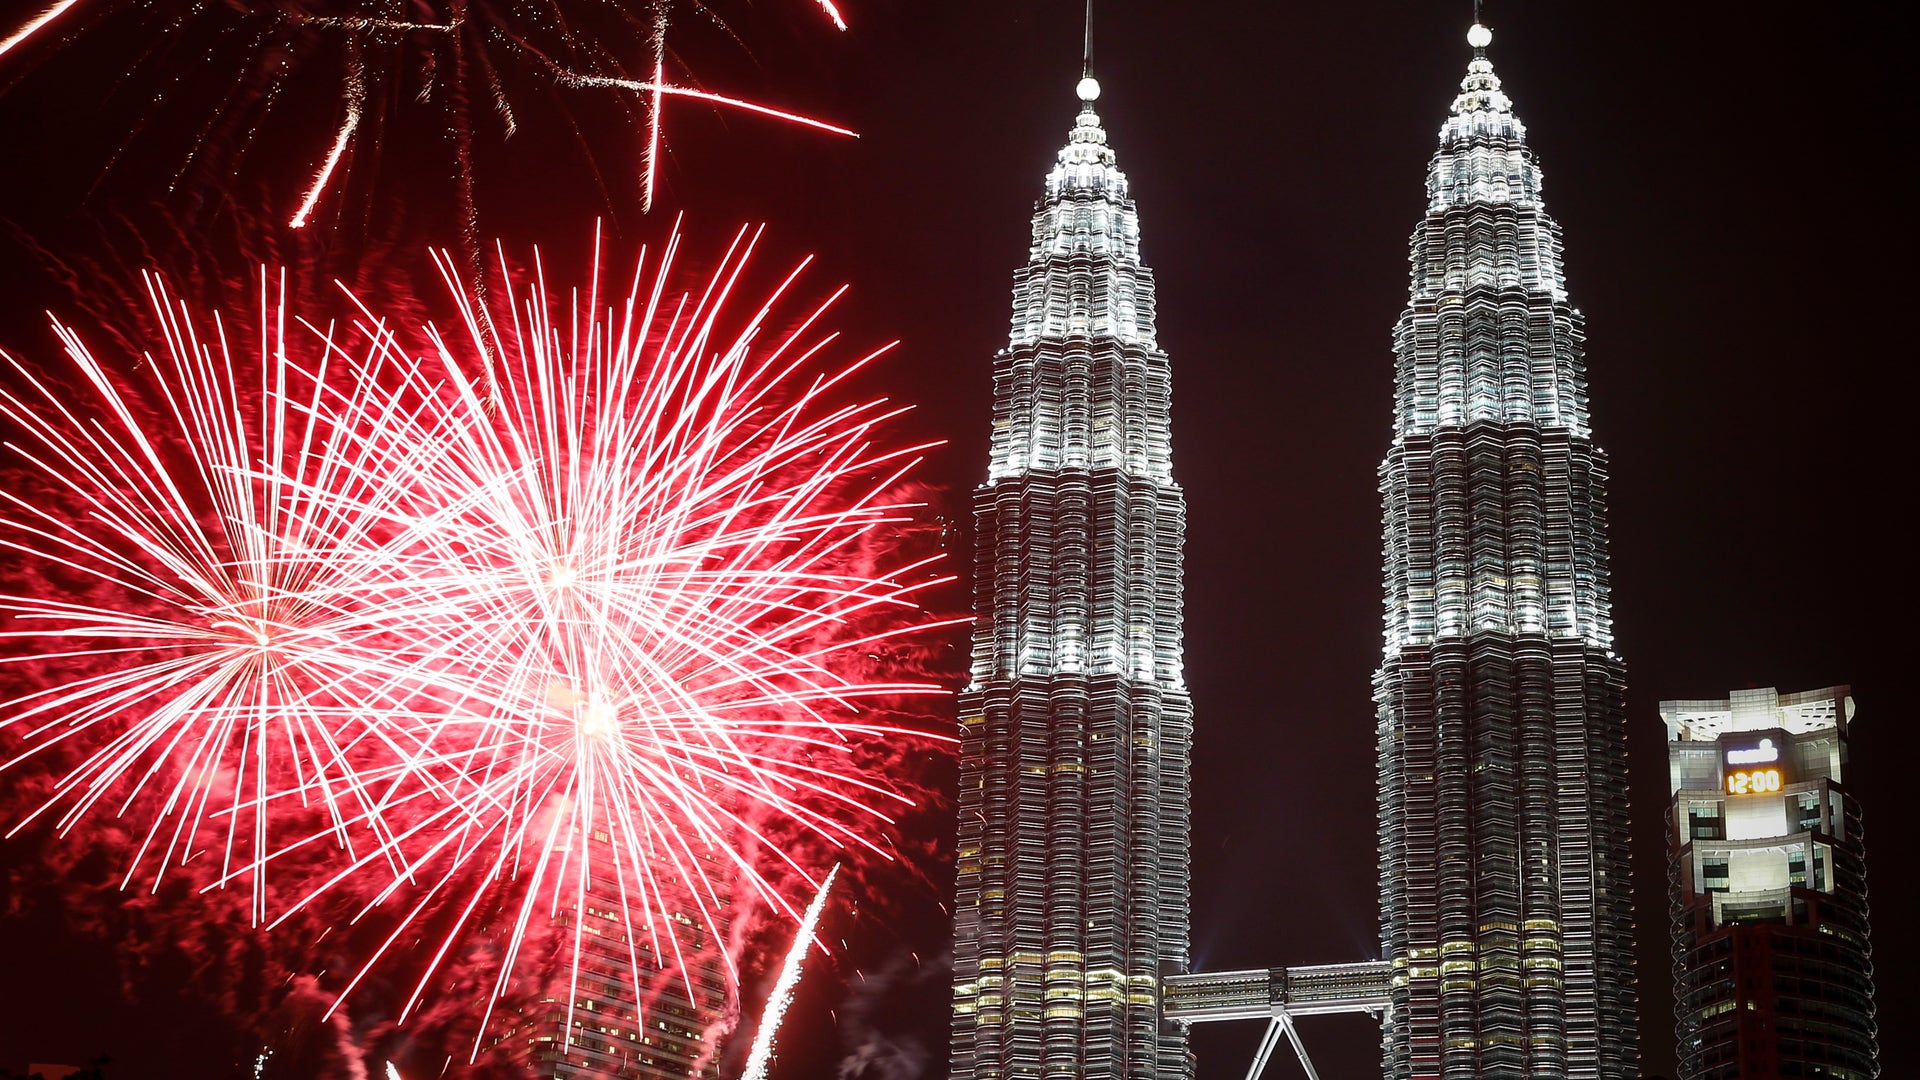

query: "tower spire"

left=1082, top=0, right=1093, bottom=77
left=1074, top=0, right=1101, bottom=106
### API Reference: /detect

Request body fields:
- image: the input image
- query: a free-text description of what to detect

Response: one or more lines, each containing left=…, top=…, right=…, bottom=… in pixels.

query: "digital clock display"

left=1726, top=767, right=1783, bottom=796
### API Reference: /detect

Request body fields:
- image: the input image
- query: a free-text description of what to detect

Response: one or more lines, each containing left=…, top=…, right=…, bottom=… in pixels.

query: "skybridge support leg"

left=1243, top=1017, right=1285, bottom=1080
left=1278, top=1011, right=1320, bottom=1080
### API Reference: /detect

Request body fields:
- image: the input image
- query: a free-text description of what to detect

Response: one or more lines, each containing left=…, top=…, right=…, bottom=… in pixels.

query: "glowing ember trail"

left=290, top=60, right=365, bottom=229
left=642, top=7, right=669, bottom=215
left=0, top=0, right=84, bottom=59
left=562, top=62, right=855, bottom=212
left=0, top=225, right=952, bottom=1061
left=558, top=71, right=859, bottom=138
left=741, top=864, right=839, bottom=1080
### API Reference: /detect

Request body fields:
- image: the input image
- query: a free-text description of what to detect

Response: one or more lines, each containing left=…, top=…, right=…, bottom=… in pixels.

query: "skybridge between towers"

left=1162, top=962, right=1393, bottom=1080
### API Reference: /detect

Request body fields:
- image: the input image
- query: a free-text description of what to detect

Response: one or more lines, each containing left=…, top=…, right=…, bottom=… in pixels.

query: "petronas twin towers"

left=950, top=21, right=1638, bottom=1080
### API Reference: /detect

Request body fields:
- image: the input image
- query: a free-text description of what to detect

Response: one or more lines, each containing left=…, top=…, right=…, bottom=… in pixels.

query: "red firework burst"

left=0, top=224, right=956, bottom=1064
left=0, top=269, right=457, bottom=923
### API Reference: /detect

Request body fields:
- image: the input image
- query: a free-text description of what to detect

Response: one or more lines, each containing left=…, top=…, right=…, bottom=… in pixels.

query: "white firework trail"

left=741, top=863, right=839, bottom=1080
left=290, top=59, right=366, bottom=229
left=0, top=0, right=84, bottom=58
left=556, top=71, right=858, bottom=138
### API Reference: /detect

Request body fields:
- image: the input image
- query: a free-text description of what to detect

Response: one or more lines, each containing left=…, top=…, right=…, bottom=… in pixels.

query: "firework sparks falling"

left=2, top=2, right=859, bottom=230
left=281, top=8, right=858, bottom=228
left=741, top=863, right=838, bottom=1080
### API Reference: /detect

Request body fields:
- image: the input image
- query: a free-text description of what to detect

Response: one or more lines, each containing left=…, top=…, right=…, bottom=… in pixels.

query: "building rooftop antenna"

left=1076, top=0, right=1101, bottom=103
left=1083, top=0, right=1093, bottom=76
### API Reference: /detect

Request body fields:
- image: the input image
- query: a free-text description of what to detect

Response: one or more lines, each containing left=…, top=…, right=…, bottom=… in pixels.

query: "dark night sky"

left=1, top=2, right=1915, bottom=1078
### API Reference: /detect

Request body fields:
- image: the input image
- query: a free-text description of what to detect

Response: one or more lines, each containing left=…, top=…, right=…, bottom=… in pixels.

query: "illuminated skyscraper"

left=1663, top=686, right=1878, bottom=1080
left=949, top=64, right=1194, bottom=1080
left=1374, top=22, right=1636, bottom=1079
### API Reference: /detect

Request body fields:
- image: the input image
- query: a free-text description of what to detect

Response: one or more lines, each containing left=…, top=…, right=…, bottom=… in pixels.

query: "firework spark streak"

left=741, top=863, right=838, bottom=1080
left=562, top=44, right=858, bottom=214
left=290, top=59, right=366, bottom=230
left=557, top=71, right=860, bottom=137
left=1, top=225, right=954, bottom=1060
left=0, top=0, right=83, bottom=58
left=642, top=6, right=669, bottom=214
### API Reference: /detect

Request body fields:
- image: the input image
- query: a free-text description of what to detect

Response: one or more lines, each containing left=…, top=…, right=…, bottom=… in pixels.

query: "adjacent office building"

left=492, top=835, right=731, bottom=1080
left=1663, top=686, right=1877, bottom=1079
left=949, top=65, right=1195, bottom=1080
left=1374, top=23, right=1637, bottom=1079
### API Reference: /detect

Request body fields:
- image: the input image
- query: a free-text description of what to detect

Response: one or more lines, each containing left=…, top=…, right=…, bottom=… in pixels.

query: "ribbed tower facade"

left=950, top=71, right=1193, bottom=1080
left=1375, top=25, right=1636, bottom=1080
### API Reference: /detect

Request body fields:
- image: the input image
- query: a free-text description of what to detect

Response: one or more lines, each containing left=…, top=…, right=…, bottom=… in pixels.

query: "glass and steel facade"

left=949, top=73, right=1194, bottom=1080
left=1663, top=686, right=1877, bottom=1080
left=1374, top=26, right=1636, bottom=1080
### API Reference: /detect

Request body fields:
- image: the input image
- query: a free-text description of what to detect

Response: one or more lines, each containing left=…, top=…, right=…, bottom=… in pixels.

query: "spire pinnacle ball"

left=1467, top=23, right=1493, bottom=49
left=1076, top=76, right=1101, bottom=102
